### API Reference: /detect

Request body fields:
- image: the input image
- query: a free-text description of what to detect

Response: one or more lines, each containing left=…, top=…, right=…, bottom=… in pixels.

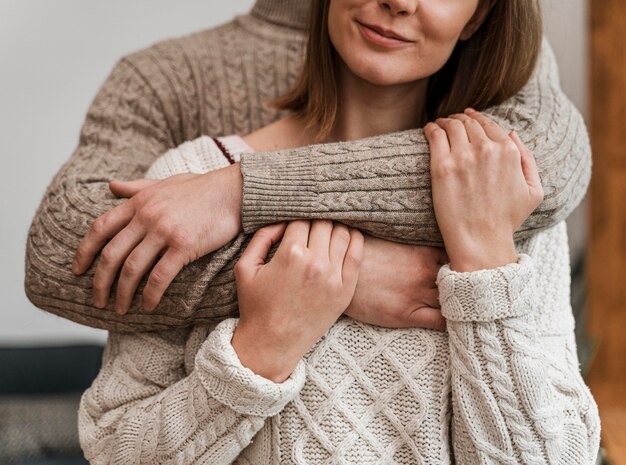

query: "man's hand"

left=72, top=164, right=244, bottom=314
left=344, top=234, right=447, bottom=331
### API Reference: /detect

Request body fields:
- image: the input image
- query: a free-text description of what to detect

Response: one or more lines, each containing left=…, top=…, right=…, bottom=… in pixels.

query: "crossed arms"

left=24, top=38, right=590, bottom=331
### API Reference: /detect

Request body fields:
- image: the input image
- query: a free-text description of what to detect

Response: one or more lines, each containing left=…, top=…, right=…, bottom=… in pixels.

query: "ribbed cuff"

left=195, top=318, right=306, bottom=417
left=437, top=254, right=535, bottom=322
left=239, top=150, right=319, bottom=234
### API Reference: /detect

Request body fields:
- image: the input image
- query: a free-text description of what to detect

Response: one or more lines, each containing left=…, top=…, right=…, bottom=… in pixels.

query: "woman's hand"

left=231, top=219, right=364, bottom=383
left=424, top=110, right=544, bottom=272
left=71, top=164, right=244, bottom=313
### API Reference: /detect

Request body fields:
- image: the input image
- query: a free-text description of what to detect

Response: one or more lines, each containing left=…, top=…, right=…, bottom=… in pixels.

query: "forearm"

left=240, top=38, right=590, bottom=245
left=24, top=58, right=176, bottom=331
left=25, top=60, right=244, bottom=331
left=79, top=321, right=305, bottom=465
left=439, top=256, right=600, bottom=463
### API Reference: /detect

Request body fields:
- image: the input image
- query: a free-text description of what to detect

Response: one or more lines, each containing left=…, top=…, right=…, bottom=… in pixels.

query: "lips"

left=356, top=20, right=415, bottom=43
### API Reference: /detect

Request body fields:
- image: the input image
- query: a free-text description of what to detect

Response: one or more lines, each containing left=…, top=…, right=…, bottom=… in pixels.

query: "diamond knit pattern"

left=77, top=136, right=600, bottom=464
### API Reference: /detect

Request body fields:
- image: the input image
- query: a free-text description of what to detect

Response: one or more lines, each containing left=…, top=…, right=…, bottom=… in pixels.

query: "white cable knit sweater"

left=78, top=137, right=600, bottom=465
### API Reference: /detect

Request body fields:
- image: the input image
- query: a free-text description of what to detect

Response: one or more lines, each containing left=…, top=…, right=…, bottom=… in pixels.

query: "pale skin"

left=234, top=0, right=541, bottom=382
left=71, top=0, right=542, bottom=381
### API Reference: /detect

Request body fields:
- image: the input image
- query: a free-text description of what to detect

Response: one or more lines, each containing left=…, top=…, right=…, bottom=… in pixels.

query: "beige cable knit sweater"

left=24, top=0, right=591, bottom=332
left=78, top=136, right=600, bottom=464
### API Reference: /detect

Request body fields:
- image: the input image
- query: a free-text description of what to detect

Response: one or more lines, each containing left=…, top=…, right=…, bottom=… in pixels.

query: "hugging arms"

left=75, top=102, right=600, bottom=465
left=24, top=38, right=590, bottom=331
left=22, top=7, right=600, bottom=461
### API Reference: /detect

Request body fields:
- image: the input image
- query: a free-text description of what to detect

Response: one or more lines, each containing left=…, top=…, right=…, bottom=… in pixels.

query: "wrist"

left=213, top=163, right=243, bottom=233
left=231, top=322, right=299, bottom=383
left=226, top=163, right=243, bottom=233
left=447, top=234, right=518, bottom=272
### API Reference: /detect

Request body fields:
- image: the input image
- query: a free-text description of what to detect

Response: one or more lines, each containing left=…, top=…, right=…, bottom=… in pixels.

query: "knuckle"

left=483, top=118, right=497, bottom=128
left=136, top=202, right=162, bottom=225
left=91, top=216, right=108, bottom=236
left=334, top=225, right=352, bottom=244
left=133, top=190, right=150, bottom=206
left=92, top=276, right=107, bottom=292
left=285, top=244, right=306, bottom=262
left=169, top=229, right=192, bottom=249
left=121, top=257, right=141, bottom=277
left=304, top=259, right=326, bottom=280
left=448, top=119, right=463, bottom=129
left=347, top=250, right=362, bottom=268
left=148, top=269, right=166, bottom=288
left=432, top=159, right=457, bottom=178
left=99, top=246, right=116, bottom=266
left=233, top=260, right=247, bottom=279
left=502, top=139, right=519, bottom=156
left=475, top=139, right=492, bottom=155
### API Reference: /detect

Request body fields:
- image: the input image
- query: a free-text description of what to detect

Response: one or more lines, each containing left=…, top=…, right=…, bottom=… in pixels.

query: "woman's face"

left=328, top=0, right=485, bottom=86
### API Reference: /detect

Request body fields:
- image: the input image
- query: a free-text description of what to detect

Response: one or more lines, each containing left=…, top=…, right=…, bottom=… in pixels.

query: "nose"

left=377, top=0, right=418, bottom=16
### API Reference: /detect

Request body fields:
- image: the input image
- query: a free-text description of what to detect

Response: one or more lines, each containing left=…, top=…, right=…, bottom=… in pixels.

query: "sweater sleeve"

left=437, top=255, right=600, bottom=464
left=24, top=57, right=248, bottom=332
left=78, top=320, right=305, bottom=465
left=239, top=38, right=590, bottom=245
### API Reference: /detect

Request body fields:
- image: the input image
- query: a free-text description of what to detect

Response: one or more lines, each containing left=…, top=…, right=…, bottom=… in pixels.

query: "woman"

left=78, top=1, right=600, bottom=464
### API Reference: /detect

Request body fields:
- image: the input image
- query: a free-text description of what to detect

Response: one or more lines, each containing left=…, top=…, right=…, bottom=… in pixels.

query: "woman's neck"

left=328, top=59, right=428, bottom=143
left=243, top=58, right=429, bottom=152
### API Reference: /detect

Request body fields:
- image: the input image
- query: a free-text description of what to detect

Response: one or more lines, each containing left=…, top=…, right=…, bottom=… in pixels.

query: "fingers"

left=73, top=202, right=135, bottom=275
left=449, top=113, right=488, bottom=144
left=280, top=219, right=312, bottom=249
left=91, top=221, right=145, bottom=308
left=308, top=220, right=334, bottom=260
left=510, top=131, right=544, bottom=203
left=328, top=222, right=351, bottom=267
left=341, top=228, right=364, bottom=289
left=142, top=248, right=187, bottom=312
left=435, top=118, right=470, bottom=148
left=236, top=222, right=288, bottom=278
left=109, top=179, right=159, bottom=198
left=113, top=234, right=165, bottom=314
left=424, top=122, right=451, bottom=156
left=464, top=108, right=509, bottom=141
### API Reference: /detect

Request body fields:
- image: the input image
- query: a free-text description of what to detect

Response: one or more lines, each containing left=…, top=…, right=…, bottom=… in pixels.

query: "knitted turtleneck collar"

left=251, top=0, right=311, bottom=30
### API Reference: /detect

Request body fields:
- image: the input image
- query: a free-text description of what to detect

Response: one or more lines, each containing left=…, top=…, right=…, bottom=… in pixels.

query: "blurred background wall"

left=1, top=0, right=587, bottom=346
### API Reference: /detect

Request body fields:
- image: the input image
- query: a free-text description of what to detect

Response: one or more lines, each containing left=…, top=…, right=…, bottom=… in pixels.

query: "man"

left=24, top=0, right=590, bottom=331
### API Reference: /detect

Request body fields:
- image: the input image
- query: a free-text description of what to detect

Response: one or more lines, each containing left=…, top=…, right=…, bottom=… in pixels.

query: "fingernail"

left=72, top=259, right=80, bottom=274
left=115, top=303, right=125, bottom=315
left=465, top=108, right=476, bottom=113
left=93, top=295, right=103, bottom=309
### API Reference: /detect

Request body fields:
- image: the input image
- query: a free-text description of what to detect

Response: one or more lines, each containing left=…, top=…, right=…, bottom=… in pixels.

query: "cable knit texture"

left=24, top=0, right=592, bottom=332
left=78, top=136, right=600, bottom=464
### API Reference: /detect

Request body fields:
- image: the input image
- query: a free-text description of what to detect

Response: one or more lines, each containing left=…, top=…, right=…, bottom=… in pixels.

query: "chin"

left=346, top=53, right=420, bottom=87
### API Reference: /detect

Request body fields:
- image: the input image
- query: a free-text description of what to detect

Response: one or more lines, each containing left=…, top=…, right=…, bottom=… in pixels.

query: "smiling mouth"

left=356, top=20, right=415, bottom=47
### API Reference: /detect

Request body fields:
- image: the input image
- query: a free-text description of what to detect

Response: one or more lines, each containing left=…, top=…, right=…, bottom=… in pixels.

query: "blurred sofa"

left=0, top=345, right=103, bottom=465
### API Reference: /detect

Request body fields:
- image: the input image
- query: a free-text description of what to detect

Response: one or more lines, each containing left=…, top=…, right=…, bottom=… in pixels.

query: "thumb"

left=237, top=222, right=288, bottom=278
left=109, top=179, right=159, bottom=198
left=407, top=307, right=447, bottom=332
